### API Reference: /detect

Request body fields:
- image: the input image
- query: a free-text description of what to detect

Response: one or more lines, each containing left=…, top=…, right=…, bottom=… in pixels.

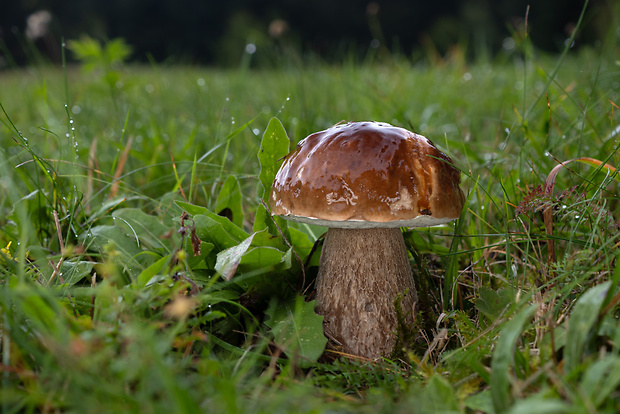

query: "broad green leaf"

left=175, top=200, right=210, bottom=217
left=564, top=281, right=610, bottom=374
left=254, top=117, right=290, bottom=234
left=287, top=227, right=316, bottom=264
left=184, top=239, right=215, bottom=270
left=83, top=225, right=147, bottom=275
left=476, top=287, right=515, bottom=325
left=87, top=197, right=129, bottom=224
left=59, top=260, right=95, bottom=286
left=507, top=397, right=571, bottom=414
left=240, top=246, right=287, bottom=270
left=250, top=228, right=286, bottom=250
left=112, top=208, right=172, bottom=250
left=264, top=295, right=326, bottom=367
left=490, top=304, right=537, bottom=414
left=580, top=355, right=620, bottom=408
left=423, top=374, right=460, bottom=413
left=214, top=175, right=244, bottom=228
left=136, top=254, right=169, bottom=287
left=193, top=213, right=249, bottom=251
left=176, top=201, right=249, bottom=245
left=464, top=390, right=493, bottom=413
left=257, top=117, right=290, bottom=199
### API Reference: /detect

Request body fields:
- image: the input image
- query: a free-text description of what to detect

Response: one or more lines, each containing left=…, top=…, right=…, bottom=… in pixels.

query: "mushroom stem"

left=315, top=227, right=417, bottom=359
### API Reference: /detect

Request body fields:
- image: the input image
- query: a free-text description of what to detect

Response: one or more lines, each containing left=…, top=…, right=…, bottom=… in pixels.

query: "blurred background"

left=0, top=0, right=616, bottom=68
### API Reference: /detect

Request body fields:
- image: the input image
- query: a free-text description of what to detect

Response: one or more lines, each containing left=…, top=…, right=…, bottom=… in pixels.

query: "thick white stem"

left=315, top=227, right=417, bottom=359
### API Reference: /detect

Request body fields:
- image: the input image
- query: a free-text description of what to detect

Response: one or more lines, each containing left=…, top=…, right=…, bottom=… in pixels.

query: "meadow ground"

left=1, top=29, right=620, bottom=413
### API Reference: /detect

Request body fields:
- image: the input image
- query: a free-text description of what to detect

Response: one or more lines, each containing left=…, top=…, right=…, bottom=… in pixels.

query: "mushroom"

left=269, top=121, right=464, bottom=359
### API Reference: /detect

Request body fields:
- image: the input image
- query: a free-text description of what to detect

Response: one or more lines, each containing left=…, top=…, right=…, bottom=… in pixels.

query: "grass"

left=1, top=15, right=620, bottom=412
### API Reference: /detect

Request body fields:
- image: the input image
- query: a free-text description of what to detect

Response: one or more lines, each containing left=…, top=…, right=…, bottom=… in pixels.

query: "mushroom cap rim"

left=276, top=213, right=459, bottom=229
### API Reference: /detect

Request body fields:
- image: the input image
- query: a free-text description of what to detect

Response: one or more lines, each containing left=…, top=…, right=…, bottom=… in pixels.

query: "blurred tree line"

left=0, top=0, right=616, bottom=68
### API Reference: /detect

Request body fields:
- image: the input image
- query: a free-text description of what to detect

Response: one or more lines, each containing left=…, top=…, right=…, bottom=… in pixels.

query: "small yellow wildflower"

left=0, top=241, right=12, bottom=261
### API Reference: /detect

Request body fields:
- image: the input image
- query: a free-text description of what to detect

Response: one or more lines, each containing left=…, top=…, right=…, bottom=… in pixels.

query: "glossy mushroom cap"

left=270, top=121, right=465, bottom=228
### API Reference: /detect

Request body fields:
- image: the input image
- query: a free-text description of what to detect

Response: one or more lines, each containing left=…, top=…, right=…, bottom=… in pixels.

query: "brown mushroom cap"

left=270, top=121, right=465, bottom=228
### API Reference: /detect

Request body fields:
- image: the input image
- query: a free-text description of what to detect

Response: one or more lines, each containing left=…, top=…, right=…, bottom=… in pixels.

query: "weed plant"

left=1, top=6, right=620, bottom=412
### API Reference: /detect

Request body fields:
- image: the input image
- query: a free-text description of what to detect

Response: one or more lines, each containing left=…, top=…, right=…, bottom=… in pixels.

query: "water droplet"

left=245, top=43, right=256, bottom=54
